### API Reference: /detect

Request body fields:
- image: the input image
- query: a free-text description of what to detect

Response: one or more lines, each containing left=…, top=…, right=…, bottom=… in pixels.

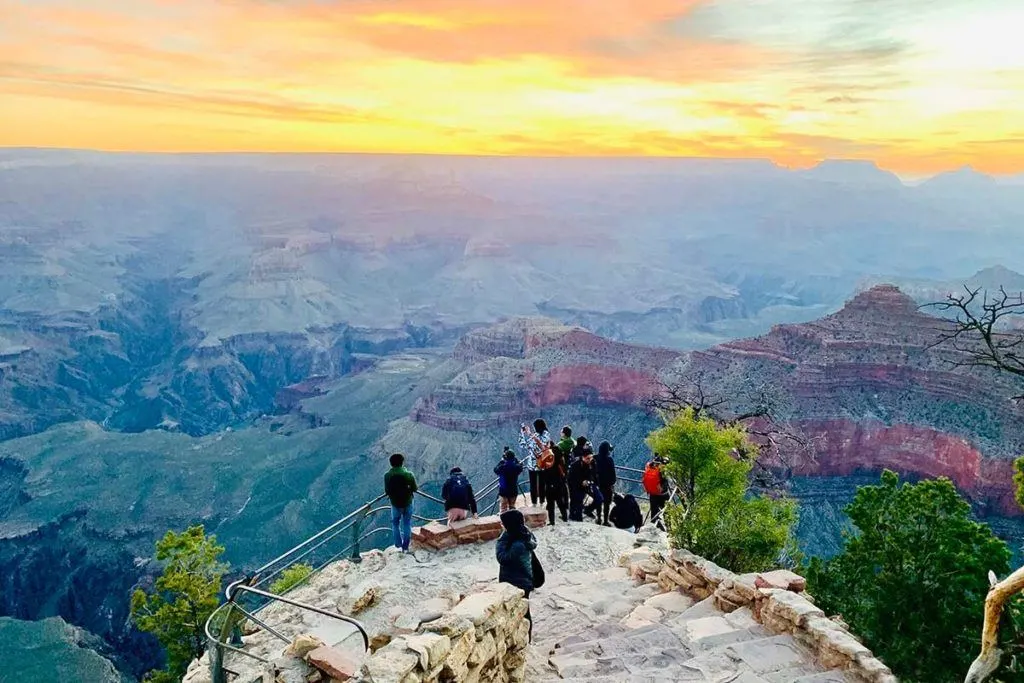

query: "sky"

left=1, top=0, right=1023, bottom=175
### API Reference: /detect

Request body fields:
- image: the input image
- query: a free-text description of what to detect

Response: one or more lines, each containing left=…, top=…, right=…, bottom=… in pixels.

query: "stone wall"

left=357, top=583, right=530, bottom=683
left=411, top=508, right=547, bottom=551
left=621, top=547, right=898, bottom=683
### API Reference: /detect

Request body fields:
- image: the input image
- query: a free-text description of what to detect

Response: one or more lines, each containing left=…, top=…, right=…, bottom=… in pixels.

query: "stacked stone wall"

left=621, top=547, right=898, bottom=683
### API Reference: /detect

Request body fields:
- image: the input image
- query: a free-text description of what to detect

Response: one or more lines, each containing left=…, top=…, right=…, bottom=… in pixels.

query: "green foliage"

left=1014, top=456, right=1024, bottom=511
left=269, top=563, right=313, bottom=594
left=804, top=470, right=1011, bottom=683
left=131, top=525, right=228, bottom=682
left=648, top=408, right=798, bottom=573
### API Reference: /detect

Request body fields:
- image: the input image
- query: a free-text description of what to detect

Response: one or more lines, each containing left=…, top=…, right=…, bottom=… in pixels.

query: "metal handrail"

left=231, top=584, right=370, bottom=652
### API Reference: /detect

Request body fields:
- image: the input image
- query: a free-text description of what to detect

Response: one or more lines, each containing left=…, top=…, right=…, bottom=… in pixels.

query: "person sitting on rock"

left=442, top=466, right=478, bottom=524
left=609, top=492, right=643, bottom=533
left=594, top=441, right=617, bottom=526
left=384, top=453, right=418, bottom=552
left=496, top=509, right=537, bottom=640
left=568, top=448, right=601, bottom=522
left=495, top=446, right=524, bottom=513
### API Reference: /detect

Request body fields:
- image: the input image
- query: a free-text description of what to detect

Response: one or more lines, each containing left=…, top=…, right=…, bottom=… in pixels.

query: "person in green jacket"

left=384, top=453, right=418, bottom=552
left=557, top=426, right=575, bottom=459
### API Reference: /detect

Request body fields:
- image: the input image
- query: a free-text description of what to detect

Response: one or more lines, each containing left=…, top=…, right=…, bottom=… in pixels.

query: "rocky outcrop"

left=681, top=285, right=1024, bottom=515
left=413, top=318, right=680, bottom=431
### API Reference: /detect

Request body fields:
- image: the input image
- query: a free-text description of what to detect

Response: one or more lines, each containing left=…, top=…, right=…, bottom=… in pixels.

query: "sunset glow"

left=2, top=0, right=1023, bottom=174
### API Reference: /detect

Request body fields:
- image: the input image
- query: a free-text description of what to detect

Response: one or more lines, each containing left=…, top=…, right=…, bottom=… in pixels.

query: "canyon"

left=3, top=151, right=1024, bottom=680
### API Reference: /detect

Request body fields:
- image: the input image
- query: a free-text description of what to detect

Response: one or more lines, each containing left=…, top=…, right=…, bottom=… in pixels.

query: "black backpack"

left=447, top=473, right=470, bottom=503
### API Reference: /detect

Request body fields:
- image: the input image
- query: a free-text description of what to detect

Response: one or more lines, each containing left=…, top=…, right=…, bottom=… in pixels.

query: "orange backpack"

left=643, top=462, right=664, bottom=495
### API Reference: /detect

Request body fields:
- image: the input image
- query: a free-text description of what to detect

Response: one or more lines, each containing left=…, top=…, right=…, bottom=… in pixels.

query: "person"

left=494, top=446, right=524, bottom=513
left=567, top=448, right=600, bottom=522
left=609, top=493, right=643, bottom=533
left=495, top=509, right=537, bottom=641
left=519, top=419, right=551, bottom=507
left=594, top=441, right=617, bottom=526
left=643, top=454, right=670, bottom=530
left=384, top=453, right=418, bottom=552
left=441, top=466, right=478, bottom=524
left=570, top=436, right=589, bottom=465
left=544, top=443, right=569, bottom=525
left=557, top=426, right=575, bottom=461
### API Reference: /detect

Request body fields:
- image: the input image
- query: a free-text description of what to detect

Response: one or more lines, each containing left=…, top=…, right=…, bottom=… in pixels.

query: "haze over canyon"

left=1, top=150, right=1024, bottom=679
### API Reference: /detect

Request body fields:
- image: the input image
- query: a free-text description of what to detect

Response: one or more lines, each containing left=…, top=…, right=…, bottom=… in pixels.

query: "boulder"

left=451, top=584, right=522, bottom=629
left=755, top=569, right=807, bottom=593
left=305, top=646, right=359, bottom=682
left=285, top=633, right=327, bottom=659
left=404, top=633, right=452, bottom=671
left=360, top=641, right=419, bottom=683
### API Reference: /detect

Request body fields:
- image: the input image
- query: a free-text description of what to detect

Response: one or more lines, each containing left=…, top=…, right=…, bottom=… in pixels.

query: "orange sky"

left=1, top=0, right=1023, bottom=175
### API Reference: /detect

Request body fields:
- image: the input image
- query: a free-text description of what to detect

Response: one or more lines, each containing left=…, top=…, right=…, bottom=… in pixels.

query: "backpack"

left=447, top=474, right=470, bottom=503
left=387, top=470, right=413, bottom=502
left=643, top=463, right=664, bottom=496
left=533, top=434, right=555, bottom=470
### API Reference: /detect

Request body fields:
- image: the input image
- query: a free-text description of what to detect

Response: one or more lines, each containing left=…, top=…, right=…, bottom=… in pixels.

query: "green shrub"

left=805, top=470, right=1011, bottom=682
left=269, top=563, right=313, bottom=595
left=648, top=408, right=798, bottom=573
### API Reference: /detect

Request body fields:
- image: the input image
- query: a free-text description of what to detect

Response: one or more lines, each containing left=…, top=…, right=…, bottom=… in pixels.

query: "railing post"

left=350, top=506, right=365, bottom=563
left=209, top=640, right=226, bottom=683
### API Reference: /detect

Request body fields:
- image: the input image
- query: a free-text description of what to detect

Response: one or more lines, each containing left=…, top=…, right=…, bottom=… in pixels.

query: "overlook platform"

left=190, top=510, right=895, bottom=683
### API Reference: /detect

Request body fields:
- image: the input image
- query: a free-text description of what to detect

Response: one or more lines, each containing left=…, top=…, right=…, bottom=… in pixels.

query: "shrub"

left=648, top=408, right=797, bottom=573
left=805, top=470, right=1011, bottom=682
left=269, top=563, right=313, bottom=595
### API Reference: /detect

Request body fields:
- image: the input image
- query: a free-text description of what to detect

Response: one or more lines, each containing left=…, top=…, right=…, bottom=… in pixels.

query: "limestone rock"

left=305, top=646, right=358, bottom=682
left=756, top=569, right=807, bottom=593
left=404, top=633, right=452, bottom=670
left=285, top=633, right=327, bottom=659
left=360, top=641, right=419, bottom=683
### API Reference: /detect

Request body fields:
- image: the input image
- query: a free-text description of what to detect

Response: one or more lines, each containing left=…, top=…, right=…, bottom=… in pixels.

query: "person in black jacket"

left=544, top=444, right=569, bottom=526
left=441, top=467, right=477, bottom=524
left=594, top=441, right=617, bottom=526
left=609, top=493, right=643, bottom=533
left=496, top=509, right=537, bottom=640
left=494, top=446, right=524, bottom=513
left=568, top=450, right=601, bottom=522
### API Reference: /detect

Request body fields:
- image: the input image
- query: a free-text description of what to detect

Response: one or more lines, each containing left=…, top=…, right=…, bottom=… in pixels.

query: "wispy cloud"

left=0, top=0, right=1022, bottom=173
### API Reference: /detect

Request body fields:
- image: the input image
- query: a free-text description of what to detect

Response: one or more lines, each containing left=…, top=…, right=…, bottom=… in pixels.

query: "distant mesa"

left=801, top=159, right=903, bottom=188
left=920, top=165, right=998, bottom=192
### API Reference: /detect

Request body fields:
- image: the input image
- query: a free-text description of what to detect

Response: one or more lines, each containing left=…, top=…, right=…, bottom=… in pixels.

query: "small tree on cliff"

left=131, top=525, right=228, bottom=683
left=647, top=408, right=797, bottom=573
left=805, top=470, right=1011, bottom=683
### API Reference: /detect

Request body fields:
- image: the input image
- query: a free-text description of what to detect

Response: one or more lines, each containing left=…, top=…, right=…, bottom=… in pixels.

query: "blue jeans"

left=392, top=505, right=412, bottom=550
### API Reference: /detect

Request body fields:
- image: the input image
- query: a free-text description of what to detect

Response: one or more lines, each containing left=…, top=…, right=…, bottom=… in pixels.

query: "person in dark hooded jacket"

left=441, top=467, right=477, bottom=524
left=594, top=441, right=617, bottom=525
left=496, top=509, right=537, bottom=639
left=609, top=493, right=643, bottom=532
left=567, top=450, right=601, bottom=521
left=494, top=446, right=524, bottom=512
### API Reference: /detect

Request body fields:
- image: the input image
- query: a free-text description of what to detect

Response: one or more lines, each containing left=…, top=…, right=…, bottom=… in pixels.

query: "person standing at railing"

left=594, top=441, right=617, bottom=526
left=643, top=454, right=670, bottom=531
left=568, top=448, right=601, bottom=522
left=544, top=443, right=569, bottom=525
left=557, top=426, right=575, bottom=462
left=442, top=466, right=478, bottom=524
left=384, top=453, right=418, bottom=552
left=495, top=446, right=524, bottom=513
left=518, top=419, right=551, bottom=507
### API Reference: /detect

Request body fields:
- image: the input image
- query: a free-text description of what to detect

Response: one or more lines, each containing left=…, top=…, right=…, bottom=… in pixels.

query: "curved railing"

left=202, top=461, right=671, bottom=682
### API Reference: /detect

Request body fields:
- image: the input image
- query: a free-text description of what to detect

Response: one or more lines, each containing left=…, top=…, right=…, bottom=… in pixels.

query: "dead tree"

left=925, top=285, right=1024, bottom=682
left=646, top=371, right=816, bottom=492
left=926, top=285, right=1024, bottom=400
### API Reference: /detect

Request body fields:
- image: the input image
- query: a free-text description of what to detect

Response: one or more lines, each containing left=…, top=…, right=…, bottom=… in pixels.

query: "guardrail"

left=202, top=461, right=673, bottom=682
